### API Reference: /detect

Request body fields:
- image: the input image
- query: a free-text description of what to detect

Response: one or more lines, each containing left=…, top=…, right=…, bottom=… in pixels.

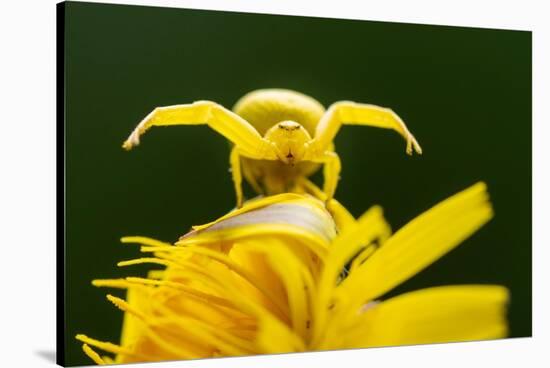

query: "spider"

left=123, top=89, right=422, bottom=208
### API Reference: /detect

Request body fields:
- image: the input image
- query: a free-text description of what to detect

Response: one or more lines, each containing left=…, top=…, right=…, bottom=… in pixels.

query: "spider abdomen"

left=233, top=89, right=325, bottom=136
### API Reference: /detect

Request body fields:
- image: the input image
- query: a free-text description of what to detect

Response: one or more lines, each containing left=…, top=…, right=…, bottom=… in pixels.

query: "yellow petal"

left=75, top=334, right=151, bottom=362
left=117, top=287, right=152, bottom=361
left=121, top=236, right=172, bottom=248
left=337, top=182, right=493, bottom=306
left=178, top=196, right=337, bottom=259
left=178, top=223, right=330, bottom=260
left=161, top=246, right=291, bottom=321
left=144, top=298, right=257, bottom=357
left=81, top=344, right=106, bottom=365
left=243, top=239, right=312, bottom=340
left=228, top=240, right=290, bottom=321
left=312, top=205, right=391, bottom=345
left=189, top=193, right=321, bottom=232
left=345, top=285, right=509, bottom=348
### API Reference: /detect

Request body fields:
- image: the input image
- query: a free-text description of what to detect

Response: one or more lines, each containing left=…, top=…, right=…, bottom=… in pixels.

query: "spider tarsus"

left=122, top=141, right=133, bottom=151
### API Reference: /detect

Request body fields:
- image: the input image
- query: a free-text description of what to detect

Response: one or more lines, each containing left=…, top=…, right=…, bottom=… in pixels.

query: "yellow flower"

left=76, top=182, right=508, bottom=364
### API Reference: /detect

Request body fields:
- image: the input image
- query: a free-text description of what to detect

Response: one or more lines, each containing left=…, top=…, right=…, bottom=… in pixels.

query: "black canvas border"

left=56, top=1, right=66, bottom=366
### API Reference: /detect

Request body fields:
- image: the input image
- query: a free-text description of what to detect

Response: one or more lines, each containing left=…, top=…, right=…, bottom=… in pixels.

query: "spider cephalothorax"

left=263, top=120, right=311, bottom=164
left=123, top=89, right=422, bottom=207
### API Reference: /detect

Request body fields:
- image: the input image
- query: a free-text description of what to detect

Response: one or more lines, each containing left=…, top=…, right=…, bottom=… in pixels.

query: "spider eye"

left=278, top=121, right=301, bottom=131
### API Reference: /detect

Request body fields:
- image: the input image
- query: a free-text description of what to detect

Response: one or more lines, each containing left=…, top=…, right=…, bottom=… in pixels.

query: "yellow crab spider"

left=123, top=89, right=422, bottom=208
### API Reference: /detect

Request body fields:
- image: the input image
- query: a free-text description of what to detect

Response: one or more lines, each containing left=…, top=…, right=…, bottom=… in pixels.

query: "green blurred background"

left=63, top=2, right=531, bottom=366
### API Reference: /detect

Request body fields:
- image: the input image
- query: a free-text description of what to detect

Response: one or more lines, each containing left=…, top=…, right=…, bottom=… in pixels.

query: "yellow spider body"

left=123, top=89, right=422, bottom=207
left=234, top=90, right=328, bottom=196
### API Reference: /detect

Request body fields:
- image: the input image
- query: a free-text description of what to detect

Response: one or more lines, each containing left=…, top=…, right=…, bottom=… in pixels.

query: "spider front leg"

left=123, top=100, right=278, bottom=160
left=314, top=101, right=422, bottom=155
left=123, top=101, right=278, bottom=208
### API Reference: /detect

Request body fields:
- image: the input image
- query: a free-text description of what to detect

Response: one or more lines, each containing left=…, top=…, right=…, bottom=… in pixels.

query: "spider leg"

left=241, top=161, right=264, bottom=195
left=310, top=151, right=342, bottom=203
left=313, top=101, right=422, bottom=155
left=123, top=101, right=277, bottom=160
left=296, top=177, right=356, bottom=231
left=229, top=147, right=244, bottom=208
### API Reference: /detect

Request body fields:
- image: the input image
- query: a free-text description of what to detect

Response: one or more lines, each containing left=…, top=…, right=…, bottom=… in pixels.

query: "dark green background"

left=64, top=2, right=531, bottom=366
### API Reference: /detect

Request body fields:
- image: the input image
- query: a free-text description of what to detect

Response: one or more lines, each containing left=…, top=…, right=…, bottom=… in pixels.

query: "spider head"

left=264, top=121, right=312, bottom=164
